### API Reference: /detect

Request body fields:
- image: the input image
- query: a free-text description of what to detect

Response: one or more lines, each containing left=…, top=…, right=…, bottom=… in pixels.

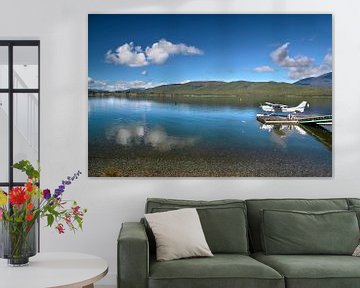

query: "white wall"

left=1, top=0, right=360, bottom=286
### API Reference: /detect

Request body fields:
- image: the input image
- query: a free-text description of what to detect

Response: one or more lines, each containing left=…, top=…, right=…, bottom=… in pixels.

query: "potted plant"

left=0, top=160, right=86, bottom=266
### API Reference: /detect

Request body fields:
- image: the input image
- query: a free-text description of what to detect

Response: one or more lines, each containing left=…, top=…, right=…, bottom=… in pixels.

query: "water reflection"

left=259, top=123, right=331, bottom=150
left=259, top=124, right=308, bottom=148
left=106, top=124, right=198, bottom=151
left=260, top=124, right=307, bottom=136
left=89, top=97, right=153, bottom=114
left=89, top=97, right=332, bottom=176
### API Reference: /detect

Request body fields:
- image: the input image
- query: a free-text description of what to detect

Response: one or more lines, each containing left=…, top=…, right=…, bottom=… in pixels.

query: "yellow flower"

left=0, top=190, right=7, bottom=206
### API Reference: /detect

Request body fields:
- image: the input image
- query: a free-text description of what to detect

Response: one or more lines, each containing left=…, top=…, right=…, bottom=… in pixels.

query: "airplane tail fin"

left=295, top=101, right=308, bottom=112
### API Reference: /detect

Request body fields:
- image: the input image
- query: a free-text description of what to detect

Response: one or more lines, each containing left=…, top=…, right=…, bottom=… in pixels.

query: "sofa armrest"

left=118, top=222, right=149, bottom=288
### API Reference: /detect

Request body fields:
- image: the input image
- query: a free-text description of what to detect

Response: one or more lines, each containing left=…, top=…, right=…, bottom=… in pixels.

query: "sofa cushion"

left=246, top=198, right=349, bottom=252
left=146, top=198, right=248, bottom=254
left=347, top=199, right=360, bottom=229
left=349, top=205, right=360, bottom=228
left=149, top=254, right=284, bottom=288
left=261, top=209, right=359, bottom=255
left=252, top=252, right=360, bottom=288
left=145, top=208, right=213, bottom=261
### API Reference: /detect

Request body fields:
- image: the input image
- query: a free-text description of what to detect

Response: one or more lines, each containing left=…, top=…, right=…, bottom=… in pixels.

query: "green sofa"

left=118, top=198, right=360, bottom=288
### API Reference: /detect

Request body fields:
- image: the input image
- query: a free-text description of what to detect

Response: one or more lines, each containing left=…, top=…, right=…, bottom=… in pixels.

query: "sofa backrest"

left=145, top=198, right=249, bottom=255
left=348, top=198, right=360, bottom=207
left=245, top=198, right=350, bottom=252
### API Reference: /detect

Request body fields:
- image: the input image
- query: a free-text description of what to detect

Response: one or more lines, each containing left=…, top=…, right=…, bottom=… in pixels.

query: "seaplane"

left=259, top=101, right=309, bottom=113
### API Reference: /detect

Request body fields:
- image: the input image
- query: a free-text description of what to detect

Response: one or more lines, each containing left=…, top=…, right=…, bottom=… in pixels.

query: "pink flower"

left=72, top=205, right=80, bottom=215
left=65, top=214, right=71, bottom=225
left=0, top=208, right=3, bottom=220
left=56, top=223, right=65, bottom=234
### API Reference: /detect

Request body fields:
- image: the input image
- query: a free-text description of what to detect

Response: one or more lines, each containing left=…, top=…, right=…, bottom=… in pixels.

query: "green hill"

left=89, top=80, right=332, bottom=103
left=143, top=80, right=331, bottom=97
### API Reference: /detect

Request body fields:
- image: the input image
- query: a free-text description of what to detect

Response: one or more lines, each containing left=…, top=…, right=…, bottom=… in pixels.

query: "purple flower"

left=54, top=189, right=63, bottom=197
left=54, top=171, right=82, bottom=199
left=43, top=189, right=51, bottom=200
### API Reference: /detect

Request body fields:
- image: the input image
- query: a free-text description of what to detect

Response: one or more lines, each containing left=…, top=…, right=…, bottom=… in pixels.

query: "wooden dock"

left=256, top=114, right=332, bottom=125
left=257, top=114, right=332, bottom=149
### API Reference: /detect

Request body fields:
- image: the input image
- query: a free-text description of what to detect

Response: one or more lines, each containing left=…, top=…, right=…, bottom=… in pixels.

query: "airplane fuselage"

left=260, top=101, right=308, bottom=113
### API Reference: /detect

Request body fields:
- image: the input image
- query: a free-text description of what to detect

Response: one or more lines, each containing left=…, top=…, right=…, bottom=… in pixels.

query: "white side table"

left=0, top=252, right=108, bottom=288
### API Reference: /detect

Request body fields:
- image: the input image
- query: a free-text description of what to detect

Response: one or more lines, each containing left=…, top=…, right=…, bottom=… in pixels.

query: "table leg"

left=82, top=284, right=94, bottom=288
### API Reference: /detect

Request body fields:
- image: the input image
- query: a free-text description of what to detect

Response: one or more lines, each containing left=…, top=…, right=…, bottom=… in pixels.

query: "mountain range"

left=89, top=73, right=332, bottom=97
left=294, top=72, right=332, bottom=88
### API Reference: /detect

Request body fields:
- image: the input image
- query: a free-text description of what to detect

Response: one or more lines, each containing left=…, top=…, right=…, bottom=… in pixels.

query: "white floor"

left=95, top=285, right=115, bottom=288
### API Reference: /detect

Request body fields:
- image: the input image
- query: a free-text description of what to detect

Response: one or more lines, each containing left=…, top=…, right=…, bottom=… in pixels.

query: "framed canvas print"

left=88, top=14, right=332, bottom=177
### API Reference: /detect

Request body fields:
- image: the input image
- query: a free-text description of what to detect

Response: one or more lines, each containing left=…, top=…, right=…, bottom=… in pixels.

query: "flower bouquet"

left=0, top=160, right=87, bottom=266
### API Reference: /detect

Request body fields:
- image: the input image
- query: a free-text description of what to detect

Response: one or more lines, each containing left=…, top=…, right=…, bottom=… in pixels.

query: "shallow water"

left=88, top=97, right=332, bottom=177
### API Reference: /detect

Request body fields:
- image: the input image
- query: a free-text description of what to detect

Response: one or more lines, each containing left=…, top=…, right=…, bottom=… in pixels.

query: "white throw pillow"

left=145, top=208, right=213, bottom=261
left=353, top=244, right=360, bottom=256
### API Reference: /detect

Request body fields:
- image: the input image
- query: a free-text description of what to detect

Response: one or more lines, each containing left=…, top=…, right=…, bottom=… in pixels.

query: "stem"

left=7, top=221, right=31, bottom=259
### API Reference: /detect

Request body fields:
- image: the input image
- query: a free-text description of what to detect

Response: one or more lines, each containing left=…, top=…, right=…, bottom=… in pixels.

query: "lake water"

left=88, top=97, right=332, bottom=177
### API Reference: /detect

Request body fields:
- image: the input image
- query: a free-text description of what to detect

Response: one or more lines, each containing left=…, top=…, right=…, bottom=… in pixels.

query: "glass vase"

left=0, top=220, right=37, bottom=266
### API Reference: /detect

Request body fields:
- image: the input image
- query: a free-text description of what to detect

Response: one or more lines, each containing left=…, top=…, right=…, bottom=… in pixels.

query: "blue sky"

left=88, top=14, right=332, bottom=91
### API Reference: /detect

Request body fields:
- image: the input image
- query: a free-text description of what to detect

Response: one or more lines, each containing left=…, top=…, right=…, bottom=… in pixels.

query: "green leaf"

left=12, top=160, right=40, bottom=180
left=47, top=214, right=54, bottom=227
left=75, top=216, right=83, bottom=230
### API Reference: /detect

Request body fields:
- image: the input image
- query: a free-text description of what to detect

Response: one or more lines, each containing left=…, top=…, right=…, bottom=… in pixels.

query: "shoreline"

left=88, top=93, right=332, bottom=108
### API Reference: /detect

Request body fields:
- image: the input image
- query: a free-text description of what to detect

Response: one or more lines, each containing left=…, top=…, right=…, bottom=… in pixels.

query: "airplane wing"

left=265, top=102, right=275, bottom=106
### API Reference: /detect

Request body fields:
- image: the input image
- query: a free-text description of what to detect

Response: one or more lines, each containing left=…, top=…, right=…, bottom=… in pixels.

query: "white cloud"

left=88, top=77, right=164, bottom=91
left=271, top=43, right=313, bottom=68
left=105, top=42, right=148, bottom=67
left=88, top=77, right=107, bottom=89
left=145, top=39, right=203, bottom=64
left=253, top=66, right=274, bottom=73
left=105, top=39, right=203, bottom=67
left=270, top=43, right=332, bottom=80
left=324, top=52, right=332, bottom=66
